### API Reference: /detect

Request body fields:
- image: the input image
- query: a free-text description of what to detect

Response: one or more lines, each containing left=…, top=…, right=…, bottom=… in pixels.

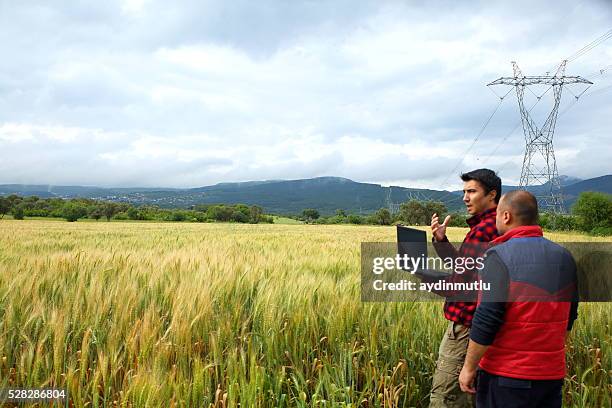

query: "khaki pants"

left=429, top=321, right=475, bottom=408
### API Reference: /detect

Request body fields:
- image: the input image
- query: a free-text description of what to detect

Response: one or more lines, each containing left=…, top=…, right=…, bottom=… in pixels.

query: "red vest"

left=479, top=226, right=575, bottom=380
left=479, top=301, right=570, bottom=379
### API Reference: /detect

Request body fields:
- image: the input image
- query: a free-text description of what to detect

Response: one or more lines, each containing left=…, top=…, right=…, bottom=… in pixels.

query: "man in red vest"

left=459, top=190, right=579, bottom=408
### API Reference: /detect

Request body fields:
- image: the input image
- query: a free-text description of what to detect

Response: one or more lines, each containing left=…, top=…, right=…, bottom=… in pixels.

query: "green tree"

left=103, top=203, right=119, bottom=221
left=375, top=208, right=392, bottom=225
left=424, top=201, right=447, bottom=222
left=0, top=197, right=10, bottom=219
left=24, top=195, right=39, bottom=204
left=234, top=204, right=250, bottom=217
left=169, top=210, right=187, bottom=222
left=88, top=205, right=104, bottom=221
left=447, top=212, right=469, bottom=227
left=302, top=208, right=320, bottom=223
left=398, top=200, right=447, bottom=226
left=207, top=205, right=233, bottom=222
left=398, top=200, right=426, bottom=225
left=127, top=207, right=144, bottom=220
left=11, top=203, right=25, bottom=220
left=347, top=214, right=363, bottom=224
left=572, top=192, right=612, bottom=232
left=62, top=203, right=87, bottom=222
left=6, top=194, right=21, bottom=207
left=249, top=205, right=263, bottom=223
left=231, top=210, right=248, bottom=223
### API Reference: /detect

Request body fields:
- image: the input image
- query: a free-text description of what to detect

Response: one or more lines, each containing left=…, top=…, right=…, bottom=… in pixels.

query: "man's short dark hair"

left=502, top=190, right=539, bottom=225
left=460, top=168, right=502, bottom=203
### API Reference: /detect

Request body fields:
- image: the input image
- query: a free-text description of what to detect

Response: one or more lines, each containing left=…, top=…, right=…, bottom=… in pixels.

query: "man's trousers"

left=475, top=370, right=563, bottom=408
left=429, top=321, right=475, bottom=407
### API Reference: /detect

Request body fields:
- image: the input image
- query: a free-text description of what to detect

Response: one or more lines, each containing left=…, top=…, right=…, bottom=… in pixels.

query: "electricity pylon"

left=386, top=187, right=401, bottom=213
left=488, top=61, right=592, bottom=213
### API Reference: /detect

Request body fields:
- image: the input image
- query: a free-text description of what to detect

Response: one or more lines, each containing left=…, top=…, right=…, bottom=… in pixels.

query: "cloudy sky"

left=0, top=0, right=610, bottom=190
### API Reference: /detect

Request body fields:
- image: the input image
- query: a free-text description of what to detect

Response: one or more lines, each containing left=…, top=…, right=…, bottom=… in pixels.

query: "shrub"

left=374, top=208, right=392, bottom=225
left=447, top=213, right=469, bottom=227
left=231, top=211, right=248, bottom=223
left=260, top=215, right=274, bottom=224
left=11, top=204, right=25, bottom=220
left=88, top=206, right=104, bottom=221
left=207, top=206, right=233, bottom=222
left=113, top=212, right=129, bottom=220
left=572, top=192, right=612, bottom=232
left=127, top=207, right=144, bottom=220
left=590, top=226, right=612, bottom=236
left=169, top=211, right=188, bottom=222
left=325, top=215, right=345, bottom=224
left=302, top=209, right=320, bottom=223
left=248, top=206, right=264, bottom=223
left=62, top=203, right=88, bottom=222
left=0, top=197, right=10, bottom=219
left=193, top=212, right=209, bottom=222
left=347, top=214, right=364, bottom=224
left=398, top=200, right=447, bottom=226
left=539, top=213, right=580, bottom=231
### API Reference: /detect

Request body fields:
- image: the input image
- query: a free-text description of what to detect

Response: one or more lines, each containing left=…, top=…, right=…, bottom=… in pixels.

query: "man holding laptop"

left=428, top=169, right=501, bottom=408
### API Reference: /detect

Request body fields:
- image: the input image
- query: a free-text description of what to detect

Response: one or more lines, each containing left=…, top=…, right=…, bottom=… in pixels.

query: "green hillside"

left=1, top=175, right=610, bottom=215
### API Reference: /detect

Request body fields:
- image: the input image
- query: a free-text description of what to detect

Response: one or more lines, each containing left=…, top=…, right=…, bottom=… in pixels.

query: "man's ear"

left=503, top=210, right=512, bottom=225
left=488, top=190, right=497, bottom=203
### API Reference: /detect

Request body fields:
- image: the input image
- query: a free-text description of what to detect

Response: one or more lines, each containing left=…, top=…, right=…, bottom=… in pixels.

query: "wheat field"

left=0, top=220, right=609, bottom=407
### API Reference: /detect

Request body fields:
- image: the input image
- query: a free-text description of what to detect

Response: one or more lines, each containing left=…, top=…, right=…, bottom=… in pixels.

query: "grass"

left=0, top=220, right=609, bottom=407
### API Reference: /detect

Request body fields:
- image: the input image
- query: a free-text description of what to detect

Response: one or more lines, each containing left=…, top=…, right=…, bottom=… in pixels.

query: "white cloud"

left=0, top=0, right=610, bottom=189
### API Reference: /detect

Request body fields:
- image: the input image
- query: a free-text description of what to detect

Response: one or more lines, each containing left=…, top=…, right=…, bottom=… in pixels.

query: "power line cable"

left=557, top=82, right=612, bottom=118
left=545, top=29, right=612, bottom=74
left=493, top=64, right=610, bottom=181
left=485, top=61, right=609, bottom=172
left=554, top=63, right=612, bottom=117
left=439, top=88, right=511, bottom=190
left=471, top=30, right=611, bottom=197
left=566, top=29, right=612, bottom=63
left=480, top=87, right=549, bottom=166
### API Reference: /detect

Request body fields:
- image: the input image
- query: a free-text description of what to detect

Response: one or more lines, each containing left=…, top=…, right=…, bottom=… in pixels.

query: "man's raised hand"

left=431, top=213, right=451, bottom=242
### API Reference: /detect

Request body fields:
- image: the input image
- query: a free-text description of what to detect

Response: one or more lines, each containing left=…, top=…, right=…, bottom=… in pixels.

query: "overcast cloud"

left=0, top=0, right=610, bottom=189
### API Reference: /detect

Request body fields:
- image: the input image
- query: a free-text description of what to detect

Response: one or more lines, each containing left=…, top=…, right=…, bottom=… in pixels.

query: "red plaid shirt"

left=432, top=207, right=499, bottom=327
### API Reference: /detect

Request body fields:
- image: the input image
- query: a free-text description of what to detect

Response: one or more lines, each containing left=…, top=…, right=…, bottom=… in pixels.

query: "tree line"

left=539, top=192, right=612, bottom=236
left=0, top=195, right=273, bottom=224
left=299, top=200, right=469, bottom=227
left=298, top=192, right=611, bottom=236
left=1, top=191, right=609, bottom=234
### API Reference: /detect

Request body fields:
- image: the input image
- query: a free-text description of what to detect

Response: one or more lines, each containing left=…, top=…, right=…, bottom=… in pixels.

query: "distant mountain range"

left=1, top=175, right=610, bottom=215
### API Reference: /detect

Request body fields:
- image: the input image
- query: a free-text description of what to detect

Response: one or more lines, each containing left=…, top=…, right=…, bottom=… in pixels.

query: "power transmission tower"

left=386, top=186, right=400, bottom=213
left=488, top=61, right=592, bottom=213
